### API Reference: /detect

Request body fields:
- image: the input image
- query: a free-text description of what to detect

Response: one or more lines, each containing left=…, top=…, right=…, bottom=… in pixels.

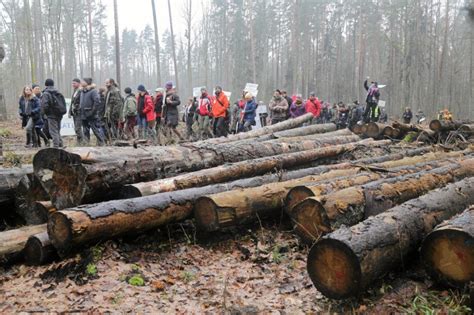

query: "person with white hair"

left=240, top=92, right=257, bottom=132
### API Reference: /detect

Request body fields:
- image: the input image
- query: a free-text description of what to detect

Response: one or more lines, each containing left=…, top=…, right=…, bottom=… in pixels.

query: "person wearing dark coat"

left=402, top=107, right=413, bottom=124
left=68, top=78, right=84, bottom=145
left=164, top=82, right=184, bottom=141
left=19, top=86, right=40, bottom=147
left=363, top=77, right=381, bottom=122
left=41, top=79, right=66, bottom=148
left=80, top=78, right=105, bottom=146
left=241, top=93, right=257, bottom=132
left=183, top=97, right=197, bottom=140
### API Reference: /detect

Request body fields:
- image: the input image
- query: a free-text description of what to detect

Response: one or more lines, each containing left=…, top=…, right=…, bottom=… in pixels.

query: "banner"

left=60, top=98, right=75, bottom=136
left=193, top=86, right=206, bottom=98
left=244, top=83, right=258, bottom=97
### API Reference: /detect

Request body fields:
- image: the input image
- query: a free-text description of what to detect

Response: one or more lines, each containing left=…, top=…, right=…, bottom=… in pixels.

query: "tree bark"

left=420, top=206, right=474, bottom=287
left=382, top=126, right=401, bottom=139
left=459, top=124, right=474, bottom=135
left=24, top=231, right=58, bottom=265
left=364, top=122, right=389, bottom=139
left=429, top=119, right=473, bottom=132
left=121, top=140, right=373, bottom=198
left=272, top=123, right=336, bottom=138
left=0, top=165, right=33, bottom=210
left=34, top=136, right=369, bottom=210
left=0, top=224, right=46, bottom=259
left=295, top=159, right=474, bottom=243
left=307, top=177, right=474, bottom=299
left=113, top=0, right=121, bottom=85
left=14, top=174, right=49, bottom=224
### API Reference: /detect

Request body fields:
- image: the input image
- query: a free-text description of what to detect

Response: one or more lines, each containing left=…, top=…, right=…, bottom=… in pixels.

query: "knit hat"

left=137, top=84, right=146, bottom=92
left=83, top=77, right=93, bottom=85
left=45, top=79, right=54, bottom=87
left=124, top=87, right=132, bottom=94
left=72, top=78, right=80, bottom=84
left=165, top=81, right=173, bottom=89
left=32, top=84, right=39, bottom=89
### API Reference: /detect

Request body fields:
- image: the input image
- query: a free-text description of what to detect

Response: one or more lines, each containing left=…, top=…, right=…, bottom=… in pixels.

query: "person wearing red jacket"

left=305, top=92, right=321, bottom=123
left=136, top=84, right=154, bottom=140
left=196, top=87, right=212, bottom=139
left=211, top=86, right=230, bottom=137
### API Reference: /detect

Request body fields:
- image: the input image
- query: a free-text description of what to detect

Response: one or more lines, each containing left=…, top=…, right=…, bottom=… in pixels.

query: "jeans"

left=137, top=116, right=147, bottom=139
left=72, top=114, right=84, bottom=145
left=197, top=115, right=211, bottom=139
left=48, top=116, right=63, bottom=148
left=82, top=118, right=105, bottom=146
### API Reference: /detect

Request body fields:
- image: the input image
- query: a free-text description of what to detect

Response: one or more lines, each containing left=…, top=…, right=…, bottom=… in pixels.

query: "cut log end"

left=421, top=229, right=474, bottom=286
left=292, top=198, right=330, bottom=243
left=285, top=186, right=315, bottom=215
left=429, top=119, right=442, bottom=132
left=48, top=212, right=73, bottom=249
left=118, top=185, right=143, bottom=198
left=194, top=197, right=219, bottom=232
left=24, top=232, right=57, bottom=265
left=307, top=239, right=361, bottom=299
left=33, top=148, right=88, bottom=210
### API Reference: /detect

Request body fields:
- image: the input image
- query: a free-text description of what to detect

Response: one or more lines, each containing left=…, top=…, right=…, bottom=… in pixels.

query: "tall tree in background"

left=167, top=0, right=179, bottom=90
left=23, top=0, right=35, bottom=83
left=151, top=0, right=161, bottom=85
left=183, top=0, right=192, bottom=90
left=113, top=0, right=120, bottom=85
left=87, top=0, right=94, bottom=77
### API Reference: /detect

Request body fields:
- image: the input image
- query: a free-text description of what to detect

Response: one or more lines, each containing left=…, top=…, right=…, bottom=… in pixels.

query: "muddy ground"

left=0, top=121, right=472, bottom=313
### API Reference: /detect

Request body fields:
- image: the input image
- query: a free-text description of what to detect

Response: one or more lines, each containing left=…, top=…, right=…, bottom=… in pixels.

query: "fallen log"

left=420, top=206, right=474, bottom=287
left=459, top=124, right=474, bottom=135
left=351, top=124, right=363, bottom=135
left=24, top=232, right=58, bottom=265
left=35, top=201, right=56, bottom=216
left=272, top=123, right=337, bottom=138
left=429, top=119, right=473, bottom=132
left=392, top=121, right=422, bottom=133
left=0, top=165, right=33, bottom=211
left=284, top=150, right=468, bottom=212
left=307, top=177, right=474, bottom=299
left=121, top=139, right=370, bottom=198
left=253, top=127, right=349, bottom=142
left=34, top=134, right=363, bottom=210
left=14, top=174, right=49, bottom=224
left=382, top=126, right=401, bottom=139
left=0, top=224, right=46, bottom=260
left=293, top=159, right=474, bottom=242
left=268, top=132, right=357, bottom=144
left=364, top=122, right=389, bottom=138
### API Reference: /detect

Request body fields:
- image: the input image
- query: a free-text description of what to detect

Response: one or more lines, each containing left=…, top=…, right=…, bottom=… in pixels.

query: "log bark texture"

left=272, top=123, right=337, bottom=138
left=14, top=174, right=49, bottom=224
left=294, top=159, right=474, bottom=242
left=34, top=135, right=365, bottom=210
left=364, top=122, right=389, bottom=138
left=0, top=165, right=33, bottom=211
left=429, top=119, right=473, bottom=132
left=24, top=231, right=58, bottom=265
left=306, top=177, right=474, bottom=299
left=0, top=224, right=46, bottom=260
left=121, top=139, right=373, bottom=198
left=420, top=206, right=474, bottom=287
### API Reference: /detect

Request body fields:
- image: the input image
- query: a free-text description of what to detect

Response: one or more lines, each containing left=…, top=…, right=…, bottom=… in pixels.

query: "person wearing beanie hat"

left=196, top=87, right=212, bottom=140
left=137, top=84, right=146, bottom=92
left=136, top=84, right=153, bottom=140
left=68, top=78, right=84, bottom=145
left=154, top=88, right=166, bottom=144
left=163, top=86, right=184, bottom=142
left=122, top=87, right=137, bottom=139
left=79, top=77, right=105, bottom=146
left=41, top=78, right=66, bottom=148
left=165, top=81, right=173, bottom=90
left=289, top=95, right=306, bottom=119
left=240, top=92, right=257, bottom=132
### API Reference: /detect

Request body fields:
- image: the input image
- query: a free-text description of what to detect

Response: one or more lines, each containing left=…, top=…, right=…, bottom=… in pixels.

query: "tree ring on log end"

left=48, top=212, right=73, bottom=249
left=33, top=148, right=88, bottom=209
left=24, top=237, right=44, bottom=265
left=285, top=186, right=314, bottom=215
left=307, top=239, right=361, bottom=299
left=429, top=119, right=442, bottom=132
left=118, top=185, right=143, bottom=198
left=292, top=198, right=331, bottom=243
left=421, top=229, right=474, bottom=287
left=194, top=197, right=219, bottom=232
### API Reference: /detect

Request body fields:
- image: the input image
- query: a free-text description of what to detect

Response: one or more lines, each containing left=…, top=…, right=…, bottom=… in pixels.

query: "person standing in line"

left=211, top=86, right=230, bottom=138
left=241, top=92, right=257, bottom=132
left=19, top=86, right=39, bottom=147
left=230, top=92, right=245, bottom=134
left=196, top=87, right=212, bottom=139
left=305, top=92, right=321, bottom=123
left=68, top=78, right=83, bottom=145
left=184, top=97, right=197, bottom=140
left=136, top=84, right=150, bottom=140
left=289, top=95, right=306, bottom=118
left=164, top=84, right=183, bottom=142
left=154, top=88, right=165, bottom=144
left=402, top=107, right=413, bottom=124
left=142, top=87, right=157, bottom=144
left=104, top=78, right=123, bottom=140
left=268, top=89, right=289, bottom=125
left=32, top=84, right=50, bottom=142
left=41, top=79, right=66, bottom=148
left=121, top=87, right=137, bottom=140
left=80, top=78, right=105, bottom=146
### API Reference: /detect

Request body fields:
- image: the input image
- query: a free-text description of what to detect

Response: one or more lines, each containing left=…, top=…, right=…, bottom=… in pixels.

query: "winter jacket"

left=290, top=102, right=306, bottom=118
left=122, top=94, right=137, bottom=119
left=305, top=98, right=321, bottom=118
left=105, top=86, right=123, bottom=122
left=268, top=96, right=289, bottom=120
left=18, top=96, right=27, bottom=117
left=164, top=91, right=181, bottom=125
left=137, top=93, right=152, bottom=118
left=211, top=92, right=229, bottom=118
left=80, top=85, right=101, bottom=120
left=402, top=111, right=413, bottom=124
left=143, top=93, right=156, bottom=122
left=242, top=99, right=257, bottom=122
left=154, top=94, right=163, bottom=117
left=184, top=101, right=197, bottom=124
left=42, top=86, right=66, bottom=119
left=284, top=96, right=293, bottom=118
left=364, top=80, right=380, bottom=104
left=197, top=94, right=212, bottom=116
left=69, top=88, right=82, bottom=117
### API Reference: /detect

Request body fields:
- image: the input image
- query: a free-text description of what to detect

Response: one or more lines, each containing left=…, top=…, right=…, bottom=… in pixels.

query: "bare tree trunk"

left=113, top=0, right=121, bottom=85
left=87, top=1, right=94, bottom=77
left=151, top=0, right=162, bottom=85
left=167, top=0, right=179, bottom=90
left=185, top=0, right=192, bottom=90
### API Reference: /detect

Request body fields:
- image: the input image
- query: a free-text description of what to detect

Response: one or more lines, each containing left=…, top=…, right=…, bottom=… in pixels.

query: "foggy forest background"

left=0, top=0, right=473, bottom=120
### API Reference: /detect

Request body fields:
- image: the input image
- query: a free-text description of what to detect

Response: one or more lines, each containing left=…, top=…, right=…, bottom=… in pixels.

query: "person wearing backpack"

left=41, top=79, right=66, bottom=148
left=122, top=87, right=137, bottom=140
left=211, top=86, right=230, bottom=138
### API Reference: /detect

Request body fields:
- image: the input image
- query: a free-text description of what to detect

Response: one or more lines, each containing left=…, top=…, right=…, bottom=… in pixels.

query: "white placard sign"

left=244, top=83, right=259, bottom=97
left=378, top=100, right=386, bottom=108
left=223, top=91, right=232, bottom=101
left=193, top=86, right=206, bottom=98
left=61, top=98, right=75, bottom=136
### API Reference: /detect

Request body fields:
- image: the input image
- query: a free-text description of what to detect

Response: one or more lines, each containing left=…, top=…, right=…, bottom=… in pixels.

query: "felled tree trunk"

left=429, top=119, right=473, bottom=132
left=420, top=206, right=474, bottom=287
left=272, top=123, right=337, bottom=138
left=14, top=174, right=49, bottom=224
left=307, top=177, right=474, bottom=299
left=267, top=132, right=358, bottom=144
left=392, top=121, right=422, bottom=133
left=0, top=165, right=33, bottom=211
left=459, top=124, right=474, bottom=135
left=294, top=159, right=474, bottom=242
left=24, top=232, right=58, bottom=265
left=35, top=201, right=56, bottom=217
left=0, top=224, right=46, bottom=261
left=285, top=149, right=467, bottom=212
left=382, top=126, right=401, bottom=139
left=351, top=124, right=363, bottom=135
left=34, top=134, right=364, bottom=210
left=121, top=139, right=373, bottom=198
left=364, top=122, right=389, bottom=138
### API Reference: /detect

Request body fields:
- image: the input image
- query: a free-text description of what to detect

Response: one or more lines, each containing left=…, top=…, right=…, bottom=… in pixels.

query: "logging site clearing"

left=0, top=116, right=473, bottom=313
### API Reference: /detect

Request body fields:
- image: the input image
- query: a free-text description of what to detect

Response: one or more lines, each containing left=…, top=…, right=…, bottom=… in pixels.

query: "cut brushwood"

left=292, top=159, right=474, bottom=242
left=420, top=206, right=474, bottom=287
left=307, top=177, right=474, bottom=299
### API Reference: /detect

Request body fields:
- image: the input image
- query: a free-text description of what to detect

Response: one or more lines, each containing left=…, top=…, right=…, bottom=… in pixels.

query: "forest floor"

left=0, top=121, right=472, bottom=313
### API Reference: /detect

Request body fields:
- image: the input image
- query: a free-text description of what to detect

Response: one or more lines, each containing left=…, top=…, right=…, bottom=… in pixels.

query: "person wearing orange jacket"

left=305, top=92, right=321, bottom=123
left=211, top=86, right=230, bottom=137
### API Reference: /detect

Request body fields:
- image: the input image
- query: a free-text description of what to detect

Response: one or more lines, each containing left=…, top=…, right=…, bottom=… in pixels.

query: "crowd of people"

left=18, top=77, right=387, bottom=148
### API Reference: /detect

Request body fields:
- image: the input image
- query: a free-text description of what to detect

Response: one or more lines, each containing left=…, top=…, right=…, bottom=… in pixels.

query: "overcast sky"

left=104, top=0, right=204, bottom=39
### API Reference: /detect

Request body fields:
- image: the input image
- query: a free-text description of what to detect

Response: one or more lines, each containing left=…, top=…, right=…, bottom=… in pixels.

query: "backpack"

left=46, top=91, right=67, bottom=116
left=125, top=96, right=138, bottom=117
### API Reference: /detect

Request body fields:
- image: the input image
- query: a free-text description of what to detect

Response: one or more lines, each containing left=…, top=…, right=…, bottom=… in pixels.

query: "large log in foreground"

left=293, top=159, right=474, bottom=242
left=24, top=232, right=58, bottom=265
left=121, top=139, right=374, bottom=198
left=0, top=224, right=46, bottom=260
left=14, top=174, right=49, bottom=224
left=306, top=178, right=474, bottom=299
left=420, top=206, right=474, bottom=287
left=0, top=165, right=33, bottom=211
left=34, top=134, right=363, bottom=210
